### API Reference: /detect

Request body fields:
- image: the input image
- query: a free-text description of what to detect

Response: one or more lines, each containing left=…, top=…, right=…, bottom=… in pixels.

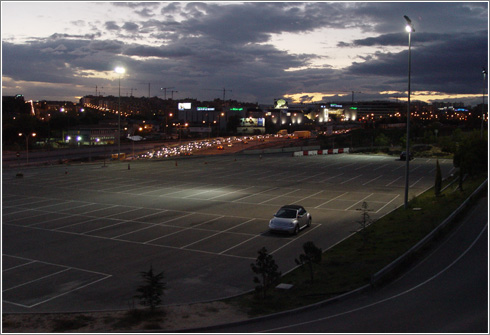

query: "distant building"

left=63, top=125, right=118, bottom=146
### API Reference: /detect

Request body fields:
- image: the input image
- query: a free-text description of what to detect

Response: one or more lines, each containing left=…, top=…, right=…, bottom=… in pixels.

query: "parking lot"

left=2, top=153, right=456, bottom=312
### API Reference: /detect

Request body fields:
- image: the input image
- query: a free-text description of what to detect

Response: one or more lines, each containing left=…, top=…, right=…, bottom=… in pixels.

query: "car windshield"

left=275, top=208, right=297, bottom=219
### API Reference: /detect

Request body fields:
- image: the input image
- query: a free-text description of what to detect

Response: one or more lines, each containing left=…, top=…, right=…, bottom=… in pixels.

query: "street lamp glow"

left=404, top=15, right=415, bottom=33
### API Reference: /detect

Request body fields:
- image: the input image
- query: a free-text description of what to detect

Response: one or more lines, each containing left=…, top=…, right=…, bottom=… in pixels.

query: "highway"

left=199, top=195, right=488, bottom=333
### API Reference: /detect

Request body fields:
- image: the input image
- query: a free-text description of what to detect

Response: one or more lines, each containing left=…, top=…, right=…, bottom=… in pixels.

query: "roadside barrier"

left=293, top=148, right=350, bottom=156
left=370, top=178, right=488, bottom=286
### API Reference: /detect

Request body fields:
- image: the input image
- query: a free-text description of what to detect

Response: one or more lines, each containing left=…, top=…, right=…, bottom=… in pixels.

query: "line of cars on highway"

left=136, top=135, right=269, bottom=159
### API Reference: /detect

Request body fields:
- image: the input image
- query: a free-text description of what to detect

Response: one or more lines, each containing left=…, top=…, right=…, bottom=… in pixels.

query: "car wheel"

left=293, top=224, right=299, bottom=235
left=307, top=217, right=312, bottom=227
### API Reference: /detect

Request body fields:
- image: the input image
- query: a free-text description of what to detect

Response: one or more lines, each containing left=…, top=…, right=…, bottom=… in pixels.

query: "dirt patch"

left=2, top=301, right=249, bottom=333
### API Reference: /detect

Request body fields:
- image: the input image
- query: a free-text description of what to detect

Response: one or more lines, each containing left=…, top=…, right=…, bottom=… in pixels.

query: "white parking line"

left=3, top=268, right=71, bottom=293
left=2, top=260, right=36, bottom=272
left=337, top=162, right=357, bottom=170
left=340, top=175, right=362, bottom=184
left=183, top=186, right=228, bottom=198
left=386, top=176, right=402, bottom=186
left=112, top=210, right=176, bottom=238
left=411, top=165, right=421, bottom=172
left=345, top=193, right=374, bottom=211
left=295, top=190, right=324, bottom=203
left=320, top=173, right=344, bottom=183
left=82, top=204, right=120, bottom=215
left=163, top=185, right=209, bottom=196
left=271, top=224, right=322, bottom=254
left=410, top=176, right=424, bottom=187
left=219, top=235, right=259, bottom=255
left=144, top=215, right=222, bottom=244
left=181, top=218, right=255, bottom=249
left=2, top=254, right=113, bottom=308
left=232, top=187, right=278, bottom=202
left=391, top=164, right=405, bottom=171
left=315, top=192, right=349, bottom=209
left=297, top=172, right=326, bottom=182
left=207, top=186, right=255, bottom=200
left=375, top=194, right=400, bottom=213
left=374, top=163, right=390, bottom=171
left=362, top=175, right=383, bottom=186
left=356, top=163, right=372, bottom=170
left=259, top=189, right=300, bottom=204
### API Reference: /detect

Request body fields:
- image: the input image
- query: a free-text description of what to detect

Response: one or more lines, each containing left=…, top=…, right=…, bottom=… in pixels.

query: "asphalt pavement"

left=196, top=194, right=488, bottom=333
left=2, top=153, right=457, bottom=313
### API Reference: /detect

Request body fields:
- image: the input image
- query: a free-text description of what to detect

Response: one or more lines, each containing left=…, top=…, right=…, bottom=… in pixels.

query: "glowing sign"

left=230, top=107, right=244, bottom=111
left=239, top=118, right=265, bottom=127
left=330, top=104, right=343, bottom=108
left=178, top=102, right=192, bottom=110
left=197, top=107, right=215, bottom=111
left=274, top=99, right=288, bottom=109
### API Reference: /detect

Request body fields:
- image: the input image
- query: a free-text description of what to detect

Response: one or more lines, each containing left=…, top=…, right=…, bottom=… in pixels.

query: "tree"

left=356, top=202, right=373, bottom=244
left=374, top=133, right=390, bottom=147
left=453, top=130, right=488, bottom=190
left=250, top=247, right=281, bottom=299
left=434, top=159, right=442, bottom=196
left=295, top=241, right=322, bottom=283
left=135, top=265, right=166, bottom=311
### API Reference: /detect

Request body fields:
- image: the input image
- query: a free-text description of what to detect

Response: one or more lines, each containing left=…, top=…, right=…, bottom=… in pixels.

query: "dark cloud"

left=345, top=30, right=488, bottom=95
left=2, top=2, right=488, bottom=105
left=105, top=21, right=120, bottom=31
left=122, top=22, right=139, bottom=32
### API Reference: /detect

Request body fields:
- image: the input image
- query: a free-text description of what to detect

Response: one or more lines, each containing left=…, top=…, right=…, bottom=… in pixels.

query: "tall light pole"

left=404, top=15, right=414, bottom=209
left=481, top=67, right=487, bottom=138
left=115, top=66, right=125, bottom=159
left=18, top=132, right=36, bottom=165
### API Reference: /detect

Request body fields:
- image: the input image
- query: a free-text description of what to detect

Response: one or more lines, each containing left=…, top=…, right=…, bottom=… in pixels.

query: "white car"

left=269, top=205, right=312, bottom=235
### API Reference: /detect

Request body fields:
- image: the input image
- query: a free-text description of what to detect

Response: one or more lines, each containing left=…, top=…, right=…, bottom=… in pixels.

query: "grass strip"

left=229, top=173, right=487, bottom=317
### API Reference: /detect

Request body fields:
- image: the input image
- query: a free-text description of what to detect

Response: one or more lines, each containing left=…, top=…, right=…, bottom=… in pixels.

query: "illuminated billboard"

left=274, top=99, right=288, bottom=109
left=178, top=102, right=192, bottom=110
left=239, top=117, right=265, bottom=127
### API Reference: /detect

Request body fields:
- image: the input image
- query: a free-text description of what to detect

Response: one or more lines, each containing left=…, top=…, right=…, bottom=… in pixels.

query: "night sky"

left=1, top=1, right=488, bottom=105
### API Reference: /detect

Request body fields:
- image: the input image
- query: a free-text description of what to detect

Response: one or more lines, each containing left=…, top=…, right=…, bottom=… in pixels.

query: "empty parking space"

left=2, top=153, right=455, bottom=312
left=2, top=255, right=111, bottom=309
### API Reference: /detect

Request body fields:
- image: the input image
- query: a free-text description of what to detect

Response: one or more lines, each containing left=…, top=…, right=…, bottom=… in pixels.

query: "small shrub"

left=135, top=265, right=166, bottom=311
left=295, top=241, right=322, bottom=283
left=251, top=247, right=281, bottom=299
